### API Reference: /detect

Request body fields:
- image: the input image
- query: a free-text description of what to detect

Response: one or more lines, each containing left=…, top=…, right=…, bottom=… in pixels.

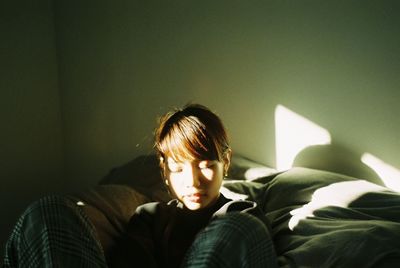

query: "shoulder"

left=135, top=201, right=162, bottom=215
left=214, top=199, right=258, bottom=216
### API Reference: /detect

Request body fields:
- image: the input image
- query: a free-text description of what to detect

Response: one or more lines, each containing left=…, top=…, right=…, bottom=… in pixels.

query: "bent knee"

left=213, top=212, right=266, bottom=230
left=207, top=212, right=271, bottom=242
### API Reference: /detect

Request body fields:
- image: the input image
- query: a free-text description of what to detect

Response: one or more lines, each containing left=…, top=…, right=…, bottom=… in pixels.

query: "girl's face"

left=164, top=154, right=230, bottom=210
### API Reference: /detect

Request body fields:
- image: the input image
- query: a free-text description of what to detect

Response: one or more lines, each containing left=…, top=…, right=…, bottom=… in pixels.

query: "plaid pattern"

left=3, top=195, right=107, bottom=268
left=182, top=212, right=278, bottom=268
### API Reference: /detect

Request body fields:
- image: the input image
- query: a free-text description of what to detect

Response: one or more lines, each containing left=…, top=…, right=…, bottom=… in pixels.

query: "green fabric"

left=223, top=167, right=400, bottom=267
left=3, top=196, right=107, bottom=268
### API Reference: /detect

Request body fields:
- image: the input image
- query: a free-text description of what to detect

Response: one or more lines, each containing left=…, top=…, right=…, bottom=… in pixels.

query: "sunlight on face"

left=275, top=105, right=331, bottom=171
left=165, top=157, right=224, bottom=210
left=361, top=153, right=400, bottom=192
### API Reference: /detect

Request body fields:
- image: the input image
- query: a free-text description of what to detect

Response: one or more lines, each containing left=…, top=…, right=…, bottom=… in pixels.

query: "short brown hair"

left=155, top=104, right=230, bottom=164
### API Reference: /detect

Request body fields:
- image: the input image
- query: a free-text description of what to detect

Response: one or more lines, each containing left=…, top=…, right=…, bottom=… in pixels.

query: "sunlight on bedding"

left=288, top=180, right=387, bottom=231
left=275, top=105, right=331, bottom=171
left=361, top=153, right=400, bottom=192
left=244, top=167, right=277, bottom=181
left=220, top=183, right=249, bottom=200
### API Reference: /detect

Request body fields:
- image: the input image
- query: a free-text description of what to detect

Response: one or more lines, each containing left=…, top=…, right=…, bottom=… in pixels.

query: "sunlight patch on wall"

left=275, top=105, right=331, bottom=171
left=361, top=153, right=400, bottom=192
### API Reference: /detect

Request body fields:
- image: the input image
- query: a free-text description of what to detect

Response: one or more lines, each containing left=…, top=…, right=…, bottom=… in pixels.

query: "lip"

left=185, top=193, right=206, bottom=203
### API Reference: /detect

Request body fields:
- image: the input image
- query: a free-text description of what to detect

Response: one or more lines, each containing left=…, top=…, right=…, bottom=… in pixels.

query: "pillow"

left=69, top=185, right=150, bottom=264
left=99, top=154, right=170, bottom=202
left=227, top=154, right=277, bottom=181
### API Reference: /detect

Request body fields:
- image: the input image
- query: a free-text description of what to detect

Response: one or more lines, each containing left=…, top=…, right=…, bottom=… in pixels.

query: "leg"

left=3, top=195, right=107, bottom=268
left=182, top=212, right=278, bottom=268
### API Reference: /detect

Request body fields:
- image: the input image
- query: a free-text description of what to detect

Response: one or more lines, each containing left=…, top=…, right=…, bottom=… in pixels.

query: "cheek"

left=168, top=173, right=182, bottom=188
left=201, top=165, right=224, bottom=184
left=166, top=178, right=186, bottom=199
left=201, top=169, right=215, bottom=180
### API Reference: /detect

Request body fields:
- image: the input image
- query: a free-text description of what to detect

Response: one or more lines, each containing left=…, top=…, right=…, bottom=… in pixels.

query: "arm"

left=107, top=202, right=160, bottom=268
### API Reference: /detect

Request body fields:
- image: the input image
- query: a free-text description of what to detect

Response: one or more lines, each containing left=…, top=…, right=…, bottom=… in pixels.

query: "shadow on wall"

left=292, top=144, right=384, bottom=186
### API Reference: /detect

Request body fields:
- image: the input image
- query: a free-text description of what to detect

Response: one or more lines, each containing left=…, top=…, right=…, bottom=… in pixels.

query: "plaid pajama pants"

left=182, top=212, right=278, bottom=268
left=3, top=195, right=107, bottom=268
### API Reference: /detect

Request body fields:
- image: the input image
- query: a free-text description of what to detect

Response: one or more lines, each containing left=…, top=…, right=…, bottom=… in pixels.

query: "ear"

left=223, top=149, right=232, bottom=176
left=159, top=157, right=171, bottom=185
left=159, top=156, right=165, bottom=169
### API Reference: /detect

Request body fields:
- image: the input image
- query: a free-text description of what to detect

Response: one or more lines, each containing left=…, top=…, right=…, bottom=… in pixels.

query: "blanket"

left=223, top=167, right=400, bottom=267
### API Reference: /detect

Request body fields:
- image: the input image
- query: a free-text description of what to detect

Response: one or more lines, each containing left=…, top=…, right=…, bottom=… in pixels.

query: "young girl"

left=3, top=104, right=277, bottom=268
left=113, top=104, right=277, bottom=267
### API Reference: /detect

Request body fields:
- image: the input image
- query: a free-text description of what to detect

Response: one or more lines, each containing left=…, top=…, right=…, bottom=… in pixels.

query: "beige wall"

left=55, top=0, right=400, bottom=186
left=0, top=0, right=64, bottom=252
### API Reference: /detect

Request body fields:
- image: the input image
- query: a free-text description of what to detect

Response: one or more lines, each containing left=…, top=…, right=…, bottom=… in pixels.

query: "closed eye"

left=167, top=161, right=184, bottom=173
left=199, top=161, right=215, bottom=169
left=168, top=165, right=183, bottom=173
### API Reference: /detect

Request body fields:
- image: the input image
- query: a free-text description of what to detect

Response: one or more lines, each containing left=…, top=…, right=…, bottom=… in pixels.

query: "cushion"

left=69, top=185, right=150, bottom=263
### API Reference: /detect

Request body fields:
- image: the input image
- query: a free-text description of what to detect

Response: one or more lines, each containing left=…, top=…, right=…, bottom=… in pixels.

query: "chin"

left=184, top=202, right=203, bottom=210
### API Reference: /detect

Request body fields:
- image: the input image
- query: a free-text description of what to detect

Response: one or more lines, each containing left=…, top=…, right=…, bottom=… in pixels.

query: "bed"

left=71, top=153, right=400, bottom=267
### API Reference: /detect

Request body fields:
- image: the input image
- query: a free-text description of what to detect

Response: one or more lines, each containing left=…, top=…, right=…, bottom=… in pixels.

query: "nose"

left=184, top=164, right=201, bottom=188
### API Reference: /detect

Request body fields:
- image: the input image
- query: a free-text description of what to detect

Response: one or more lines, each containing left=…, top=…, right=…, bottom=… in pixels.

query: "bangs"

left=159, top=116, right=219, bottom=162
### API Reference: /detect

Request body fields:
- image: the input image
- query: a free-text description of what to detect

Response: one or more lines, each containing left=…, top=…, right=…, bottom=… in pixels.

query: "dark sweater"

left=111, top=194, right=265, bottom=268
